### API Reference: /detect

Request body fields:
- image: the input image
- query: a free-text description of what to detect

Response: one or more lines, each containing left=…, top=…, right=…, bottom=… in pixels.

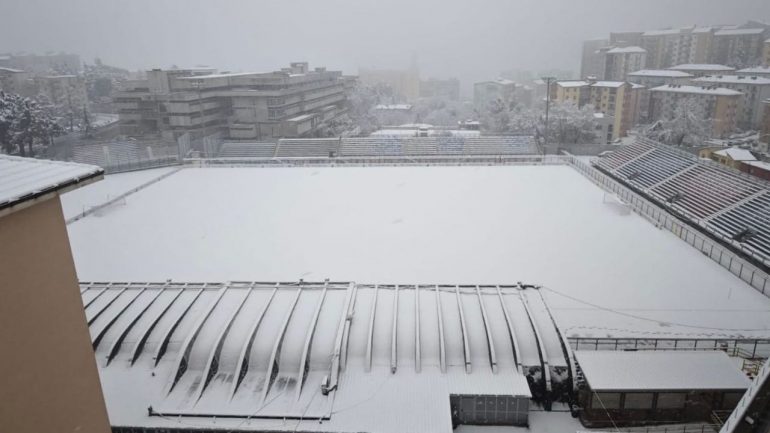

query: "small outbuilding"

left=575, top=350, right=750, bottom=427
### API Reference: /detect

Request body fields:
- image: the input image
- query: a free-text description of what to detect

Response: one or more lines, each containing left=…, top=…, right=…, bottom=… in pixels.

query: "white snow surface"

left=67, top=165, right=770, bottom=338
left=574, top=350, right=750, bottom=391
left=61, top=166, right=179, bottom=219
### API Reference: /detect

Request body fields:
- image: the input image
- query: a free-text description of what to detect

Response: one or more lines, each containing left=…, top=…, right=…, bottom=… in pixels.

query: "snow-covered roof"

left=643, top=28, right=683, bottom=36
left=575, top=351, right=751, bottom=391
left=715, top=28, right=766, bottom=36
left=693, top=27, right=715, bottom=33
left=745, top=160, right=770, bottom=171
left=714, top=147, right=757, bottom=161
left=669, top=64, right=736, bottom=72
left=694, top=75, right=770, bottom=85
left=178, top=71, right=258, bottom=80
left=0, top=66, right=25, bottom=73
left=650, top=84, right=743, bottom=96
left=0, top=155, right=103, bottom=213
left=83, top=281, right=537, bottom=432
left=606, top=46, right=646, bottom=54
left=591, top=81, right=626, bottom=88
left=374, top=104, right=413, bottom=110
left=737, top=66, right=770, bottom=75
left=556, top=80, right=590, bottom=88
left=628, top=69, right=693, bottom=78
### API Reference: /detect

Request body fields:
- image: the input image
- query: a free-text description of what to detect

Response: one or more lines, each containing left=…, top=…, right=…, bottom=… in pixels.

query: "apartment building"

left=474, top=79, right=517, bottom=109
left=35, top=74, right=89, bottom=109
left=737, top=66, right=770, bottom=78
left=649, top=84, right=742, bottom=137
left=603, top=46, right=647, bottom=81
left=692, top=75, right=770, bottom=129
left=419, top=77, right=460, bottom=100
left=762, top=99, right=770, bottom=145
left=712, top=28, right=768, bottom=67
left=0, top=67, right=31, bottom=94
left=113, top=62, right=350, bottom=141
left=627, top=70, right=693, bottom=124
left=0, top=52, right=81, bottom=74
left=581, top=39, right=610, bottom=79
left=765, top=39, right=770, bottom=66
left=640, top=28, right=695, bottom=70
left=551, top=80, right=640, bottom=141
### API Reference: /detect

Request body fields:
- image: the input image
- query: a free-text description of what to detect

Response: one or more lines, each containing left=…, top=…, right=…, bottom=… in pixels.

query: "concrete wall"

left=0, top=197, right=111, bottom=433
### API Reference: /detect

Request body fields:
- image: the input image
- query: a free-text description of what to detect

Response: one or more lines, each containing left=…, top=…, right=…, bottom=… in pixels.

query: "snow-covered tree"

left=547, top=101, right=599, bottom=144
left=645, top=99, right=712, bottom=147
left=0, top=91, right=64, bottom=157
left=413, top=97, right=474, bottom=127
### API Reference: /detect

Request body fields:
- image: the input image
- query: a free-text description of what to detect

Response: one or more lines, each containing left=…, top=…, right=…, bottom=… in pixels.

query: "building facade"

left=113, top=63, right=350, bottom=141
left=551, top=80, right=640, bottom=141
left=669, top=64, right=737, bottom=77
left=581, top=39, right=610, bottom=79
left=649, top=84, right=743, bottom=137
left=474, top=79, right=517, bottom=109
left=359, top=66, right=420, bottom=102
left=764, top=39, right=770, bottom=66
left=603, top=46, right=647, bottom=81
left=0, top=156, right=110, bottom=433
left=712, top=28, right=768, bottom=68
left=692, top=75, right=770, bottom=130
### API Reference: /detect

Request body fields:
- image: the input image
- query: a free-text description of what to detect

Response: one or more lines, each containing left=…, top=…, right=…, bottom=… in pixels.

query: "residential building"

left=0, top=67, right=31, bottom=94
left=627, top=70, right=694, bottom=123
left=689, top=27, right=718, bottom=64
left=113, top=62, right=350, bottom=141
left=474, top=78, right=517, bottom=109
left=737, top=66, right=770, bottom=78
left=609, top=31, right=643, bottom=47
left=692, top=75, right=770, bottom=129
left=359, top=66, right=420, bottom=102
left=419, top=78, right=460, bottom=100
left=551, top=80, right=640, bottom=141
left=0, top=156, right=110, bottom=433
left=765, top=39, right=770, bottom=66
left=712, top=28, right=768, bottom=67
left=741, top=160, right=770, bottom=181
left=640, top=27, right=695, bottom=69
left=35, top=74, right=89, bottom=110
left=669, top=64, right=736, bottom=77
left=0, top=52, right=81, bottom=74
left=603, top=46, right=647, bottom=81
left=581, top=39, right=610, bottom=79
left=762, top=99, right=770, bottom=144
left=649, top=84, right=743, bottom=137
left=700, top=146, right=757, bottom=169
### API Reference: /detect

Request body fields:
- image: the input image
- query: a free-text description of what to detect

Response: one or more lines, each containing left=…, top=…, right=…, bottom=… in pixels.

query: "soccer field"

left=64, top=165, right=770, bottom=338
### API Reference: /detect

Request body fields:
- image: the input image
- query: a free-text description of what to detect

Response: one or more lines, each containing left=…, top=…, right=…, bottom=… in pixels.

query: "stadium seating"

left=275, top=138, right=341, bottom=157
left=217, top=142, right=276, bottom=158
left=595, top=137, right=770, bottom=264
left=338, top=136, right=537, bottom=157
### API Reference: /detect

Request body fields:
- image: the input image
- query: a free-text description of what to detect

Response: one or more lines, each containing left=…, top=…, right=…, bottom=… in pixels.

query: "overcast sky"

left=1, top=0, right=769, bottom=85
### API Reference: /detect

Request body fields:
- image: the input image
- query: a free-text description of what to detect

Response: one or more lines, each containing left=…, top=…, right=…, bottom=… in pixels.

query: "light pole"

left=541, top=76, right=555, bottom=156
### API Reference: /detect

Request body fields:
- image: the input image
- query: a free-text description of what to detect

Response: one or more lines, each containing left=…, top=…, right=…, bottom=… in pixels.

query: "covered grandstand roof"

left=83, top=281, right=561, bottom=432
left=575, top=350, right=750, bottom=391
left=0, top=155, right=103, bottom=215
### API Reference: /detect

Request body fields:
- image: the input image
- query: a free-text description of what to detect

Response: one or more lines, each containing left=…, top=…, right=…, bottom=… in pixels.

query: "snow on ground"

left=66, top=165, right=770, bottom=338
left=60, top=166, right=179, bottom=219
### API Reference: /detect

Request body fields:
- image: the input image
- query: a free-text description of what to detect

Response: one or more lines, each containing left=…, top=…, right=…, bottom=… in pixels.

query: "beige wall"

left=0, top=197, right=111, bottom=433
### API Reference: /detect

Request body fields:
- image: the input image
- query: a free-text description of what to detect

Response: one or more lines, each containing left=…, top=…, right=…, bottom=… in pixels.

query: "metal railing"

left=568, top=337, right=770, bottom=359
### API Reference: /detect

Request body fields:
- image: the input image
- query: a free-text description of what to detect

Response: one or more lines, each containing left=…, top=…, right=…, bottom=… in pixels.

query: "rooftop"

left=643, top=28, right=684, bottom=36
left=606, top=46, right=646, bottom=54
left=669, top=64, right=736, bottom=72
left=715, top=28, right=766, bottom=36
left=714, top=147, right=757, bottom=161
left=591, top=81, right=626, bottom=88
left=628, top=69, right=693, bottom=78
left=0, top=155, right=102, bottom=216
left=737, top=66, right=770, bottom=75
left=556, top=80, right=590, bottom=88
left=650, top=84, right=743, bottom=96
left=575, top=350, right=751, bottom=391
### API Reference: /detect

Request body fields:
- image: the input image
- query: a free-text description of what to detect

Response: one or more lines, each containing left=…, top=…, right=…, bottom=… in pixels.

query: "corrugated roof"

left=575, top=351, right=751, bottom=391
left=0, top=155, right=102, bottom=212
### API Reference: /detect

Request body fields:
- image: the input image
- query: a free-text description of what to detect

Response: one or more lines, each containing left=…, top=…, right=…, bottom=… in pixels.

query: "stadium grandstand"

left=216, top=135, right=538, bottom=159
left=594, top=137, right=770, bottom=269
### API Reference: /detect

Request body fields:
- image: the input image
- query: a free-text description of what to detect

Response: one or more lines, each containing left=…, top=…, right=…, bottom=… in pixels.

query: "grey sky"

left=1, top=0, right=769, bottom=85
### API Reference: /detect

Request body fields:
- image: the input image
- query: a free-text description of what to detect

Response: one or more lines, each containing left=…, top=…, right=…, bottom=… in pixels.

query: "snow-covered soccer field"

left=64, top=165, right=770, bottom=338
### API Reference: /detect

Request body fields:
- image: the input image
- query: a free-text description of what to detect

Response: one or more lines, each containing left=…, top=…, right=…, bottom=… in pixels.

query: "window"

left=624, top=393, right=654, bottom=409
left=592, top=393, right=621, bottom=409
left=657, top=393, right=686, bottom=409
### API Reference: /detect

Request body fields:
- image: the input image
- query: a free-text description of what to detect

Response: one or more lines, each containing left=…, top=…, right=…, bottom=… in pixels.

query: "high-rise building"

left=692, top=75, right=770, bottom=130
left=580, top=39, right=610, bottom=79
left=603, top=46, right=647, bottom=81
left=712, top=28, right=768, bottom=68
left=764, top=39, right=770, bottom=66
left=649, top=84, right=743, bottom=137
left=640, top=28, right=695, bottom=70
left=113, top=63, right=350, bottom=141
